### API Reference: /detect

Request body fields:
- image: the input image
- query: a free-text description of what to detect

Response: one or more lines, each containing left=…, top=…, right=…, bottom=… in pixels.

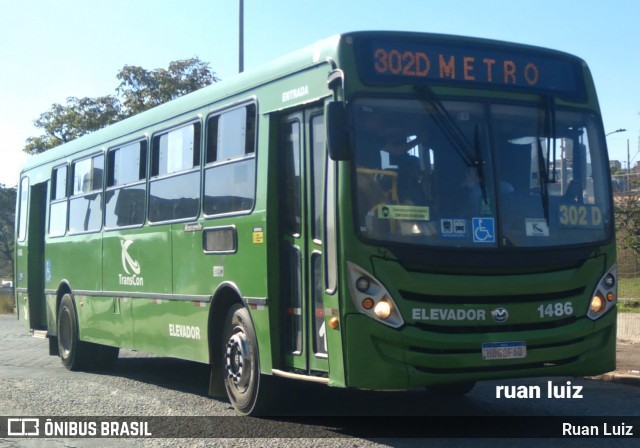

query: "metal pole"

left=239, top=0, right=244, bottom=73
left=628, top=139, right=631, bottom=192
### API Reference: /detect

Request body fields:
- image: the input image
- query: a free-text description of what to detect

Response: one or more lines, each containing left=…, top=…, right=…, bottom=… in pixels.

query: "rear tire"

left=222, top=304, right=274, bottom=415
left=58, top=294, right=88, bottom=370
left=57, top=293, right=119, bottom=371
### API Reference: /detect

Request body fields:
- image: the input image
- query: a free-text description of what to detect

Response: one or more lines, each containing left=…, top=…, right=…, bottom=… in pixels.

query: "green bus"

left=14, top=31, right=617, bottom=415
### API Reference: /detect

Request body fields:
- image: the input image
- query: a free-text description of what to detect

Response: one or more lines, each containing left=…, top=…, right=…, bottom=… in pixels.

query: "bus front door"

left=278, top=108, right=329, bottom=376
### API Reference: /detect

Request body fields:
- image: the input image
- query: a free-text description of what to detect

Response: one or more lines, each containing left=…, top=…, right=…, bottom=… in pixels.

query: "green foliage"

left=24, top=96, right=122, bottom=154
left=0, top=184, right=16, bottom=279
left=24, top=57, right=219, bottom=154
left=0, top=291, right=14, bottom=314
left=614, top=195, right=640, bottom=256
left=117, top=57, right=219, bottom=116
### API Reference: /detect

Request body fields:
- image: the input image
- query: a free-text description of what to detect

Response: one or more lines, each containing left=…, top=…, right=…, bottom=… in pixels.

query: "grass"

left=618, top=277, right=640, bottom=300
left=619, top=298, right=640, bottom=314
left=0, top=290, right=15, bottom=314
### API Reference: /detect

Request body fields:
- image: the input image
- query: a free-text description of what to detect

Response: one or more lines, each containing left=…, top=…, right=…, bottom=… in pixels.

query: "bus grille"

left=399, top=287, right=585, bottom=305
left=413, top=316, right=577, bottom=334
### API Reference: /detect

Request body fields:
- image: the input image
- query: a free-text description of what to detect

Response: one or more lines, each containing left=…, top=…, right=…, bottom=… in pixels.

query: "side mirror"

left=326, top=102, right=351, bottom=161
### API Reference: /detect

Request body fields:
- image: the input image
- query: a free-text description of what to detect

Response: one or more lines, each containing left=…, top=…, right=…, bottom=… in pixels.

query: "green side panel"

left=45, top=234, right=102, bottom=292
left=249, top=306, right=273, bottom=373
left=45, top=294, right=57, bottom=334
left=324, top=291, right=346, bottom=387
left=171, top=224, right=208, bottom=296
left=75, top=295, right=133, bottom=348
left=16, top=292, right=29, bottom=326
left=131, top=298, right=209, bottom=363
left=102, top=228, right=171, bottom=294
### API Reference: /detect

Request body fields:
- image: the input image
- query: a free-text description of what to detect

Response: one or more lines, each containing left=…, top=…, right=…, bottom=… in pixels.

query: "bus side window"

left=203, top=104, right=257, bottom=216
left=105, top=141, right=147, bottom=228
left=49, top=165, right=68, bottom=237
left=149, top=123, right=201, bottom=223
left=68, top=154, right=104, bottom=234
left=17, top=176, right=29, bottom=241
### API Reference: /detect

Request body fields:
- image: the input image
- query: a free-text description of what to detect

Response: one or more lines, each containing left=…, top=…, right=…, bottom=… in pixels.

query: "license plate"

left=481, top=341, right=527, bottom=360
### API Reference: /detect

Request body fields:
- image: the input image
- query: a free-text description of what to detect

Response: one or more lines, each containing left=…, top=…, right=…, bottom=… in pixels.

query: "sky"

left=1, top=0, right=639, bottom=187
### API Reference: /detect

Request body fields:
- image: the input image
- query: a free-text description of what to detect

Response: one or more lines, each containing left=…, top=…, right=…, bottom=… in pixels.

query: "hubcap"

left=225, top=330, right=251, bottom=391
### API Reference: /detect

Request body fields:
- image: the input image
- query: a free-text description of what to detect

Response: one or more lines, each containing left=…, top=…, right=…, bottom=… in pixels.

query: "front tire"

left=222, top=304, right=274, bottom=415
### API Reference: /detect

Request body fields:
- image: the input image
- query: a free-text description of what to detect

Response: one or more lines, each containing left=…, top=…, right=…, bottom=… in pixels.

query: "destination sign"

left=357, top=38, right=584, bottom=97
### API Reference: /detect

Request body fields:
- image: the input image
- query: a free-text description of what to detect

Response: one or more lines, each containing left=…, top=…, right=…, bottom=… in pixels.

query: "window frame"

left=203, top=100, right=258, bottom=219
left=68, top=152, right=105, bottom=235
left=17, top=176, right=30, bottom=242
left=104, top=138, right=148, bottom=231
left=148, top=119, right=202, bottom=225
left=48, top=163, right=69, bottom=238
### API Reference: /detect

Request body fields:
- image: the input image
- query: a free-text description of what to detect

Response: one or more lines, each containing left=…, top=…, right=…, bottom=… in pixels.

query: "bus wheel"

left=57, top=293, right=89, bottom=371
left=426, top=382, right=476, bottom=397
left=222, top=304, right=272, bottom=415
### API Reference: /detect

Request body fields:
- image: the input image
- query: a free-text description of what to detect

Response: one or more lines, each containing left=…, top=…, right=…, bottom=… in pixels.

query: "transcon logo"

left=119, top=239, right=143, bottom=286
left=121, top=239, right=141, bottom=275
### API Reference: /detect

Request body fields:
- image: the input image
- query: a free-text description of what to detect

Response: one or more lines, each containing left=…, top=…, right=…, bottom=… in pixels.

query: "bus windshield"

left=353, top=97, right=611, bottom=249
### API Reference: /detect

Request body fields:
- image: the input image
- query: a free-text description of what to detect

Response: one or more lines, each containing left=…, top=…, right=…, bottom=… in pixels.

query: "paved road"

left=0, top=314, right=639, bottom=447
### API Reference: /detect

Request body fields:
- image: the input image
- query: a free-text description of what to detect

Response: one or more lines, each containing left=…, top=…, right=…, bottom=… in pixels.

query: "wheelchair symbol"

left=472, top=218, right=495, bottom=243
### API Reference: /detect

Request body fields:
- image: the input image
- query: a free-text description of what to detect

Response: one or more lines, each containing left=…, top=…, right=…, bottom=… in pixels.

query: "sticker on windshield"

left=558, top=204, right=603, bottom=228
left=378, top=204, right=430, bottom=221
left=526, top=218, right=549, bottom=237
left=472, top=217, right=495, bottom=243
left=441, top=219, right=466, bottom=238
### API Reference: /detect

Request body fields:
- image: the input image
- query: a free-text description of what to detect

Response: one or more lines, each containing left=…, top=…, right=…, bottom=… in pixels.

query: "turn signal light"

left=362, top=298, right=375, bottom=310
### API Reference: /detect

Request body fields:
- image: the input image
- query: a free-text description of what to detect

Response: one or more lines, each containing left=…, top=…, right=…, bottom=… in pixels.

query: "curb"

left=589, top=372, right=640, bottom=387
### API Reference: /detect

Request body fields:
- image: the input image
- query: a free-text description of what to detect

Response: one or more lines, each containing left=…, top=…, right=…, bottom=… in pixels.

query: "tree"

left=24, top=96, right=122, bottom=154
left=0, top=184, right=16, bottom=279
left=615, top=194, right=640, bottom=255
left=24, top=57, right=219, bottom=154
left=117, top=57, right=219, bottom=116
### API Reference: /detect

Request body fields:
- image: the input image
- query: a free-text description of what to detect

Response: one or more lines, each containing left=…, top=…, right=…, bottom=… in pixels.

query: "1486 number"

left=537, top=302, right=573, bottom=318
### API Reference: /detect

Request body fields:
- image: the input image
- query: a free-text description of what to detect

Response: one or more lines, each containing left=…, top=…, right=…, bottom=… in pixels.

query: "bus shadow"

left=107, top=355, right=211, bottom=397
left=104, top=354, right=489, bottom=417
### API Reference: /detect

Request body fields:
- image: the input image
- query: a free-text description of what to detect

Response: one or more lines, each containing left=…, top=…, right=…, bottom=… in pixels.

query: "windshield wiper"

left=414, top=86, right=477, bottom=166
left=536, top=137, right=550, bottom=224
left=473, top=125, right=488, bottom=204
left=546, top=97, right=558, bottom=183
left=537, top=97, right=557, bottom=224
left=414, top=86, right=487, bottom=203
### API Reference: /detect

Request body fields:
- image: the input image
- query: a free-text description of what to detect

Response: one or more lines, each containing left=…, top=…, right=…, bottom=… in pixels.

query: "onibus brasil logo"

left=119, top=239, right=144, bottom=286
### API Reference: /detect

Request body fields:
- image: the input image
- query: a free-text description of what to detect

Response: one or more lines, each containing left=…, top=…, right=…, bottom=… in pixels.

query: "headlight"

left=347, top=262, right=404, bottom=328
left=588, top=264, right=617, bottom=321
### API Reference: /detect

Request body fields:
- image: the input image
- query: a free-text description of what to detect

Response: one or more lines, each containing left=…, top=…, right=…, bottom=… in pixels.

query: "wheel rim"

left=225, top=328, right=252, bottom=392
